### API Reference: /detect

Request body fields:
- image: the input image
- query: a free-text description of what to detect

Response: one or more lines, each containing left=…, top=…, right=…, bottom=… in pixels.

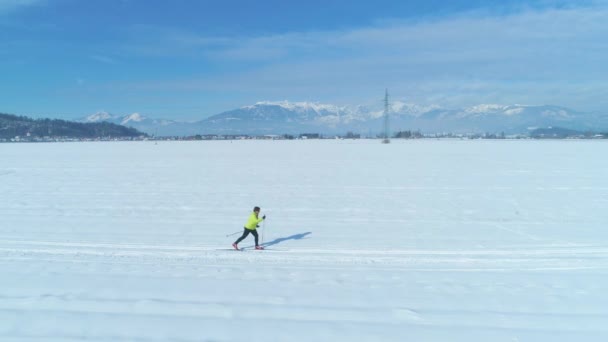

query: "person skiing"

left=232, top=206, right=266, bottom=250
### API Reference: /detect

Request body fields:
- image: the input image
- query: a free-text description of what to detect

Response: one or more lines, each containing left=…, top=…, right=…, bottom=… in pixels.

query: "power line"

left=382, top=88, right=390, bottom=144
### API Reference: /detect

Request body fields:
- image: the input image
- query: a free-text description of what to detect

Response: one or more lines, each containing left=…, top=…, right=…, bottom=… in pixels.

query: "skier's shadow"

left=262, top=232, right=312, bottom=248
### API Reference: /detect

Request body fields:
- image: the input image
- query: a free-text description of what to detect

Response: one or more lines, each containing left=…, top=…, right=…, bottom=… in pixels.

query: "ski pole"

left=225, top=230, right=241, bottom=237
left=261, top=221, right=265, bottom=245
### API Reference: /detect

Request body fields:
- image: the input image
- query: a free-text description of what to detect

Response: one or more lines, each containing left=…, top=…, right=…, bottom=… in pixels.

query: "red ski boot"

left=232, top=243, right=239, bottom=250
left=255, top=245, right=264, bottom=250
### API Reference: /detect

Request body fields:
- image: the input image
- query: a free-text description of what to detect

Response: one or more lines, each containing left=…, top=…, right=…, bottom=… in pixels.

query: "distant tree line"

left=394, top=130, right=423, bottom=139
left=530, top=127, right=605, bottom=139
left=0, top=113, right=145, bottom=139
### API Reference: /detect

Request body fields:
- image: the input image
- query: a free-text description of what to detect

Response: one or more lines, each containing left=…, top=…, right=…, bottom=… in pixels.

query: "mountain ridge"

left=82, top=101, right=608, bottom=136
left=0, top=112, right=145, bottom=140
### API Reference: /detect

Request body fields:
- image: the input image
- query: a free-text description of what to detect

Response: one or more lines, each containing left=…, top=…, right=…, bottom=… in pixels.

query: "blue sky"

left=1, top=0, right=607, bottom=120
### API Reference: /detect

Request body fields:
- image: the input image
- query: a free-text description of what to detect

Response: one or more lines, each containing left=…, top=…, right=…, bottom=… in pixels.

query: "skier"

left=232, top=206, right=266, bottom=250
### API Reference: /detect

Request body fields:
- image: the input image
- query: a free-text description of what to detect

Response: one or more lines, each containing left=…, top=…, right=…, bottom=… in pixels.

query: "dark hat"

left=253, top=206, right=261, bottom=212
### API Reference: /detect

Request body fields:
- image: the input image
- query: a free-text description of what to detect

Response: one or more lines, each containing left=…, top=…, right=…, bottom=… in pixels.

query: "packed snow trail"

left=1, top=140, right=608, bottom=341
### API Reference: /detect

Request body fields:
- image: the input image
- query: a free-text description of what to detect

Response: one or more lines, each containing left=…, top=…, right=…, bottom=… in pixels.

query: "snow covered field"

left=1, top=139, right=607, bottom=341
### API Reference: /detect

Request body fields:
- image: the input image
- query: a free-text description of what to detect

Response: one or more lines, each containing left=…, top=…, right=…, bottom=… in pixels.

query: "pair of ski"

left=232, top=243, right=264, bottom=251
left=216, top=246, right=280, bottom=252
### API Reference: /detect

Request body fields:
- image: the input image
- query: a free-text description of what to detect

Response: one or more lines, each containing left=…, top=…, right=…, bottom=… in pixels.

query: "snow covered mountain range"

left=82, top=102, right=608, bottom=136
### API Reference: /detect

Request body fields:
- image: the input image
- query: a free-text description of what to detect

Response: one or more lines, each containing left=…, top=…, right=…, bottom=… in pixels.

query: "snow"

left=83, top=112, right=150, bottom=125
left=504, top=107, right=524, bottom=116
left=247, top=101, right=346, bottom=114
left=388, top=102, right=442, bottom=117
left=121, top=112, right=145, bottom=124
left=84, top=111, right=113, bottom=122
left=464, top=104, right=507, bottom=113
left=247, top=100, right=443, bottom=121
left=1, top=140, right=607, bottom=341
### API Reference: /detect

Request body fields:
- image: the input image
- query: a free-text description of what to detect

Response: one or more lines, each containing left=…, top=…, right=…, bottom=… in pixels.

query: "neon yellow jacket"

left=244, top=212, right=264, bottom=230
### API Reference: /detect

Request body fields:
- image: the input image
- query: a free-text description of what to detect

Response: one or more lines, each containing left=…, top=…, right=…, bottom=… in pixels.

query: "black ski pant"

left=235, top=228, right=259, bottom=246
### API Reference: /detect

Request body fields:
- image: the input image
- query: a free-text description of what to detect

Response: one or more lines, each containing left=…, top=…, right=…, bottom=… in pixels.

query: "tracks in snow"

left=0, top=239, right=607, bottom=271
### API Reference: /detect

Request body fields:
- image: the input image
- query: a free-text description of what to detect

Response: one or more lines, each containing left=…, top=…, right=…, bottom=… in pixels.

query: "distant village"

left=3, top=110, right=607, bottom=143
left=2, top=129, right=606, bottom=143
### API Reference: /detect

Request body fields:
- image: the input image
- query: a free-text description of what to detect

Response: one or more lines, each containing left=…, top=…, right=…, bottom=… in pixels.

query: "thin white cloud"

left=115, top=4, right=608, bottom=111
left=0, top=0, right=43, bottom=14
left=120, top=25, right=235, bottom=57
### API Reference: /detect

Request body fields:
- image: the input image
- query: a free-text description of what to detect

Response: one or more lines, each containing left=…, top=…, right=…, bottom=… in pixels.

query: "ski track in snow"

left=2, top=238, right=607, bottom=341
left=1, top=140, right=608, bottom=341
left=0, top=239, right=607, bottom=271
